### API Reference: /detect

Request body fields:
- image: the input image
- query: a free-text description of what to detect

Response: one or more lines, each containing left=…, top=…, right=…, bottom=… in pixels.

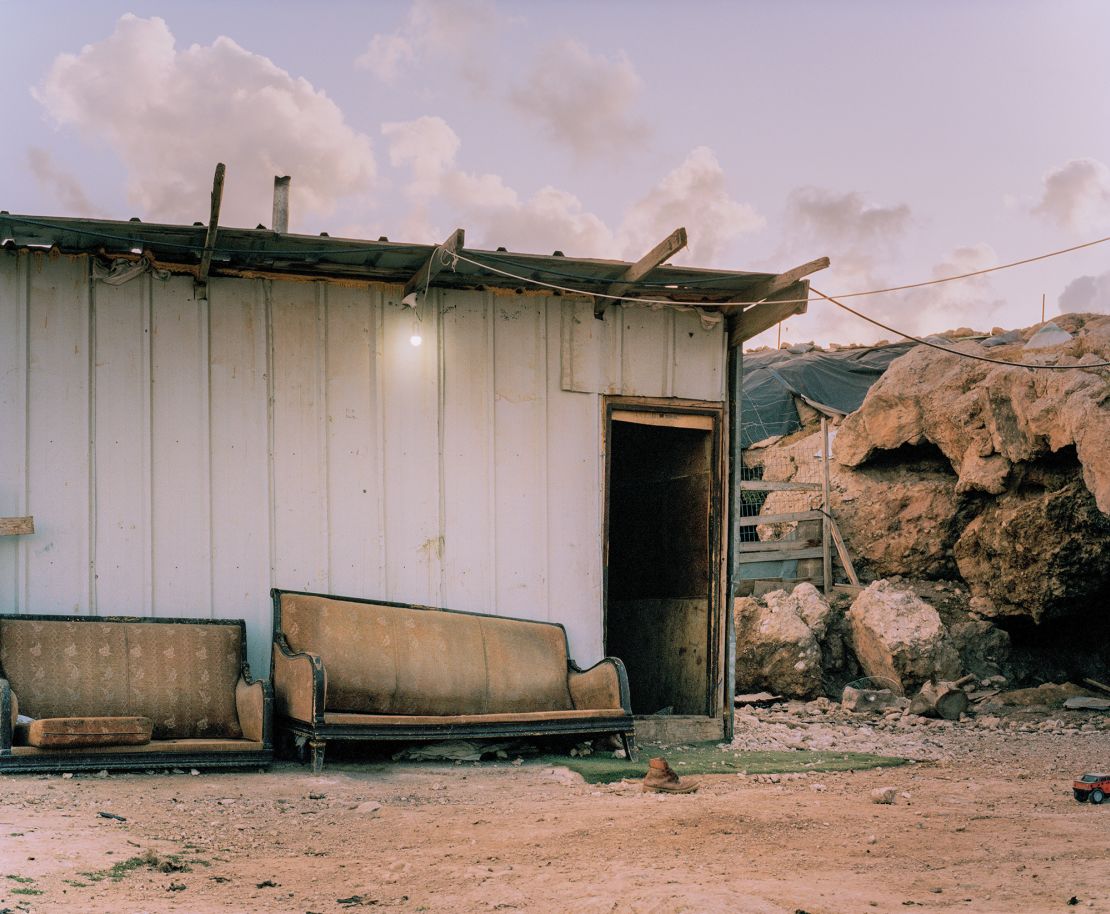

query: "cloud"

left=618, top=146, right=763, bottom=265
left=1031, top=158, right=1110, bottom=231
left=34, top=14, right=377, bottom=228
left=777, top=187, right=913, bottom=296
left=894, top=243, right=1007, bottom=334
left=383, top=115, right=614, bottom=255
left=383, top=120, right=763, bottom=263
left=26, top=147, right=98, bottom=216
left=356, top=0, right=497, bottom=88
left=509, top=39, right=647, bottom=159
left=1059, top=270, right=1110, bottom=314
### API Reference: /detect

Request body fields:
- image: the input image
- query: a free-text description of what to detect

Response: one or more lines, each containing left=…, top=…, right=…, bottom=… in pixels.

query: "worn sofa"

left=0, top=615, right=272, bottom=773
left=271, top=589, right=634, bottom=771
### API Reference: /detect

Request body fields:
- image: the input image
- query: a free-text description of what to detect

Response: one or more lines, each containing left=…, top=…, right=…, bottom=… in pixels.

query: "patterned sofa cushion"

left=0, top=619, right=243, bottom=740
left=21, top=716, right=153, bottom=749
left=280, top=594, right=574, bottom=716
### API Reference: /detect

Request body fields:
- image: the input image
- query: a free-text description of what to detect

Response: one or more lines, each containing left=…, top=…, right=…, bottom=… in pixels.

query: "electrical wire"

left=809, top=286, right=1110, bottom=371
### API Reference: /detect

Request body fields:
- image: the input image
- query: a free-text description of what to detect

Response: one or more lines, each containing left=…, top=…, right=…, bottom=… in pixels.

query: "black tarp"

left=740, top=343, right=916, bottom=447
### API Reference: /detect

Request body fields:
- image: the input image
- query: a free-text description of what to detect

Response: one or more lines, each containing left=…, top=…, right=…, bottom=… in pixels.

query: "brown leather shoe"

left=642, top=756, right=698, bottom=793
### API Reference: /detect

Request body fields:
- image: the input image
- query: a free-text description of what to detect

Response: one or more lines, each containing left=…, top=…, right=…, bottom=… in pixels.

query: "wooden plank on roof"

left=403, top=228, right=465, bottom=300
left=597, top=227, right=687, bottom=318
left=0, top=516, right=34, bottom=536
left=718, top=257, right=829, bottom=310
left=728, top=281, right=810, bottom=348
left=195, top=163, right=225, bottom=300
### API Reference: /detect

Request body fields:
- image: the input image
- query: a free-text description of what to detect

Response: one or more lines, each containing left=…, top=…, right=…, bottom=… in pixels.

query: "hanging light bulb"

left=409, top=317, right=423, bottom=347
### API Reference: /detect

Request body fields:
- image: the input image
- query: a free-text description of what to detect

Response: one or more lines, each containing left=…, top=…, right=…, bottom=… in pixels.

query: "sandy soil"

left=1, top=717, right=1107, bottom=914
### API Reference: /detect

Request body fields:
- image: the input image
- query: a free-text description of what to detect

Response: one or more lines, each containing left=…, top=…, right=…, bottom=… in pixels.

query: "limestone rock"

left=847, top=581, right=961, bottom=692
left=835, top=313, right=1110, bottom=513
left=948, top=619, right=1012, bottom=679
left=954, top=475, right=1110, bottom=623
left=734, top=584, right=831, bottom=698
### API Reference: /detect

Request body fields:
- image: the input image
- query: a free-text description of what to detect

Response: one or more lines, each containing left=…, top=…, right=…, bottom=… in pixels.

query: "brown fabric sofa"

left=271, top=589, right=634, bottom=771
left=0, top=615, right=272, bottom=773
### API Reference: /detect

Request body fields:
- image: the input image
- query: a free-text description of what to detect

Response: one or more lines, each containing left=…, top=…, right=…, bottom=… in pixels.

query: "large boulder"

left=734, top=584, right=830, bottom=698
left=835, top=313, right=1110, bottom=513
left=953, top=475, right=1110, bottom=623
left=846, top=581, right=961, bottom=692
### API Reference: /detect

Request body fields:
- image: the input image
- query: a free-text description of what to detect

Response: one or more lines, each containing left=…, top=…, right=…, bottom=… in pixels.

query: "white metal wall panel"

left=380, top=288, right=442, bottom=606
left=544, top=302, right=604, bottom=660
left=323, top=284, right=386, bottom=601
left=150, top=276, right=213, bottom=616
left=441, top=290, right=496, bottom=613
left=0, top=250, right=726, bottom=666
left=92, top=276, right=151, bottom=615
left=0, top=253, right=28, bottom=611
left=492, top=294, right=550, bottom=623
left=208, top=277, right=272, bottom=676
left=561, top=299, right=725, bottom=400
left=270, top=281, right=329, bottom=594
left=25, top=255, right=91, bottom=614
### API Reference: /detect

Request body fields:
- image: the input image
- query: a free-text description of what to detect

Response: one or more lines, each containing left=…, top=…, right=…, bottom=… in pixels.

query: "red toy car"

left=1073, top=773, right=1110, bottom=804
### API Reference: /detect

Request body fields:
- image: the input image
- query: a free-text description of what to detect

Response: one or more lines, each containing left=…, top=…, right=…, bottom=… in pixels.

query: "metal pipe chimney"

left=272, top=176, right=290, bottom=233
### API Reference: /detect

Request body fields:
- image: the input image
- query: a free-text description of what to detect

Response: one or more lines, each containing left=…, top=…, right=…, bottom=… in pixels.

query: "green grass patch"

left=6, top=875, right=35, bottom=884
left=529, top=742, right=906, bottom=784
left=80, top=850, right=193, bottom=883
left=11, top=887, right=44, bottom=896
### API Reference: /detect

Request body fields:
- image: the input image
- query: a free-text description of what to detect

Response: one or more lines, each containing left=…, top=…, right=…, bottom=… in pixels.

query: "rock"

left=842, top=686, right=901, bottom=713
left=353, top=801, right=382, bottom=816
left=835, top=313, right=1110, bottom=513
left=870, top=787, right=896, bottom=804
left=949, top=620, right=1012, bottom=679
left=734, top=584, right=831, bottom=698
left=1064, top=696, right=1110, bottom=711
left=953, top=475, right=1110, bottom=624
left=847, top=581, right=961, bottom=693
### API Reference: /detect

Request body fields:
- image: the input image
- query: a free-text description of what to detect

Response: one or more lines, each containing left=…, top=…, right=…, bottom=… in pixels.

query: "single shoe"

left=642, top=756, right=699, bottom=793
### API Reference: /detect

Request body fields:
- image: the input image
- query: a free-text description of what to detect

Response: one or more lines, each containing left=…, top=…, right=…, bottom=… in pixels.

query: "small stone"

left=511, top=757, right=523, bottom=767
left=866, top=835, right=878, bottom=844
left=96, top=769, right=109, bottom=779
left=354, top=801, right=382, bottom=816
left=871, top=787, right=897, bottom=805
left=62, top=772, right=74, bottom=780
left=190, top=769, right=200, bottom=776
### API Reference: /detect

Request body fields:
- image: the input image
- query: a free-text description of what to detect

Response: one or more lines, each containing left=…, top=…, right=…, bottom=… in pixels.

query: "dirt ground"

left=1, top=716, right=1107, bottom=914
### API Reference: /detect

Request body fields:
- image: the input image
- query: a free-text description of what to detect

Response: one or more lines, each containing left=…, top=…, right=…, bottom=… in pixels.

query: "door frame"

left=601, top=396, right=727, bottom=719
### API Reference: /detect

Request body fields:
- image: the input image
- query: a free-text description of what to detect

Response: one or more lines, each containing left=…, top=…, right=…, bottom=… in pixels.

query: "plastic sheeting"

left=740, top=343, right=916, bottom=447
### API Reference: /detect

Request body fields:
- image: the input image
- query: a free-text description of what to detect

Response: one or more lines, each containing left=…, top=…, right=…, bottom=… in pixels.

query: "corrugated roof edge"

left=0, top=213, right=776, bottom=305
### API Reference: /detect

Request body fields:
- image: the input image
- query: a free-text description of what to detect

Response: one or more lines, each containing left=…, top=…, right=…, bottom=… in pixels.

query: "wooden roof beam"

left=716, top=256, right=829, bottom=310
left=728, top=280, right=810, bottom=348
left=403, top=228, right=465, bottom=302
left=195, top=162, right=225, bottom=301
left=596, top=226, right=687, bottom=319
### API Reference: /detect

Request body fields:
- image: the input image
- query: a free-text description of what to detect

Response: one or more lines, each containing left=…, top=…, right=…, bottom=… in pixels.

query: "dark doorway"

left=604, top=408, right=719, bottom=716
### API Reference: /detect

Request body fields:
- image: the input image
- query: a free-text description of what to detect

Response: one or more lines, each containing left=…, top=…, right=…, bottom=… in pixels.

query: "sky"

left=2, top=0, right=1109, bottom=346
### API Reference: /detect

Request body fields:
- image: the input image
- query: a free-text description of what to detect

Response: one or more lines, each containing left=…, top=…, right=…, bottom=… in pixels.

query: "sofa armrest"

left=272, top=636, right=325, bottom=725
left=0, top=678, right=14, bottom=754
left=235, top=671, right=272, bottom=745
left=568, top=658, right=631, bottom=713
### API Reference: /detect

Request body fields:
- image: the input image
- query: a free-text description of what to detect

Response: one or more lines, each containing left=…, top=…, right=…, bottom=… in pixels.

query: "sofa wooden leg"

left=620, top=731, right=636, bottom=761
left=309, top=739, right=326, bottom=773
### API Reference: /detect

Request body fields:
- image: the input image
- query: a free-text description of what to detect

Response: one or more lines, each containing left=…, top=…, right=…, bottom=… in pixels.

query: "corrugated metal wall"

left=0, top=250, right=725, bottom=675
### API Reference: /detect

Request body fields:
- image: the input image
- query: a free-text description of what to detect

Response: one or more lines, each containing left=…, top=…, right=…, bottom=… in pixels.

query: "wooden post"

left=821, top=416, right=832, bottom=595
left=195, top=162, right=226, bottom=301
left=1041, top=293, right=1046, bottom=323
left=272, top=176, right=290, bottom=233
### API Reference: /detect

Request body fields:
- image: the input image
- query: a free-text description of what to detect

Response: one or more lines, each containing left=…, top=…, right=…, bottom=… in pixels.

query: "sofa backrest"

left=0, top=617, right=244, bottom=739
left=277, top=593, right=574, bottom=715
